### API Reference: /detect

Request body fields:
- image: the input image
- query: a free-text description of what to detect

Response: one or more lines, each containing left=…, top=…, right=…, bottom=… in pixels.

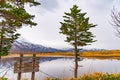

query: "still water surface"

left=0, top=57, right=120, bottom=80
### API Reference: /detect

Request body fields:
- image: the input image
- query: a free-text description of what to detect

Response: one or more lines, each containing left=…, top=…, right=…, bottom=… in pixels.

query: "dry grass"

left=1, top=50, right=120, bottom=59
left=81, top=50, right=120, bottom=57
left=2, top=52, right=75, bottom=58
left=45, top=72, right=120, bottom=80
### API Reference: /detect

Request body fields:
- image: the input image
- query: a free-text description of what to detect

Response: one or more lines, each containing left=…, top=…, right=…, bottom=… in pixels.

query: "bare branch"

left=111, top=7, right=120, bottom=37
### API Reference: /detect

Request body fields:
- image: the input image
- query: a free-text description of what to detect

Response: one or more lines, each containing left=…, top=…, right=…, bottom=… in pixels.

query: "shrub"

left=78, top=72, right=120, bottom=80
left=0, top=77, right=8, bottom=80
left=45, top=72, right=120, bottom=80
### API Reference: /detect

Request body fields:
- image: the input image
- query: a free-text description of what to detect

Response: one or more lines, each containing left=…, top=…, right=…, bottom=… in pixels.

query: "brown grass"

left=1, top=50, right=120, bottom=59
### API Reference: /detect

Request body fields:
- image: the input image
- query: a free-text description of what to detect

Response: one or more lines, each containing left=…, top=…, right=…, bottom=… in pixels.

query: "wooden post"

left=17, top=54, right=23, bottom=80
left=31, top=54, right=36, bottom=80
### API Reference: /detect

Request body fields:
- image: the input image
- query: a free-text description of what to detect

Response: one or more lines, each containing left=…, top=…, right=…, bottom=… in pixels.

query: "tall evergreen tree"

left=0, top=0, right=40, bottom=58
left=60, top=5, right=96, bottom=78
left=0, top=21, right=20, bottom=58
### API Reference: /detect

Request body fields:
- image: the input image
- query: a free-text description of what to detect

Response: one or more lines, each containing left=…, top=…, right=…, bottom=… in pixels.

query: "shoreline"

left=1, top=51, right=120, bottom=59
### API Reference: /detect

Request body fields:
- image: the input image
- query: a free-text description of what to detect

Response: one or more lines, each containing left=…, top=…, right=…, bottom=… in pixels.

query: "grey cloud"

left=37, top=0, right=59, bottom=11
left=89, top=0, right=114, bottom=11
left=22, top=0, right=120, bottom=49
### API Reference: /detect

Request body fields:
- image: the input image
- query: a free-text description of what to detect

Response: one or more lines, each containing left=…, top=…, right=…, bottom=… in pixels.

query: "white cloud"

left=17, top=0, right=120, bottom=49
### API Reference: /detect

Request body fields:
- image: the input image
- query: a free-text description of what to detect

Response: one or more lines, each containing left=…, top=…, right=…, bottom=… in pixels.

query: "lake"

left=0, top=57, right=120, bottom=80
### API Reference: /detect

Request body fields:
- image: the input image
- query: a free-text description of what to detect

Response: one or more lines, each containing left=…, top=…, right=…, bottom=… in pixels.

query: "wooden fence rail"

left=14, top=54, right=40, bottom=80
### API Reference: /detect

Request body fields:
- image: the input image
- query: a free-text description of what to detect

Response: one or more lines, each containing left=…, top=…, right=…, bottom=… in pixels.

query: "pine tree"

left=60, top=5, right=96, bottom=78
left=0, top=0, right=40, bottom=58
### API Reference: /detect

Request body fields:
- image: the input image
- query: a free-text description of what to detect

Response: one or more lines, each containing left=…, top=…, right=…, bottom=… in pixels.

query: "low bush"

left=76, top=72, right=120, bottom=80
left=45, top=72, right=120, bottom=80
left=0, top=77, right=8, bottom=80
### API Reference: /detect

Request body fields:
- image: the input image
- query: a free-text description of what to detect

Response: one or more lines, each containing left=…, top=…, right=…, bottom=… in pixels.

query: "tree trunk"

left=0, top=30, right=2, bottom=59
left=74, top=52, right=78, bottom=78
left=0, top=26, right=3, bottom=59
left=74, top=25, right=78, bottom=78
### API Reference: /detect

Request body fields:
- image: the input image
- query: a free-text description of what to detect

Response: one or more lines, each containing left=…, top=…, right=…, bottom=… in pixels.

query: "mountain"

left=11, top=40, right=66, bottom=52
left=10, top=38, right=104, bottom=53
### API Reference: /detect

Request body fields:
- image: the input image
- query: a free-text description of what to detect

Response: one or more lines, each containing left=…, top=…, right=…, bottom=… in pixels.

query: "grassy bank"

left=45, top=72, right=120, bottom=80
left=81, top=50, right=120, bottom=57
left=3, top=72, right=120, bottom=80
left=2, top=50, right=120, bottom=58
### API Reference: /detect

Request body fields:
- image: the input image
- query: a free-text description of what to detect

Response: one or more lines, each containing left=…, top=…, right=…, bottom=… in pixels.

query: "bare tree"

left=111, top=7, right=120, bottom=37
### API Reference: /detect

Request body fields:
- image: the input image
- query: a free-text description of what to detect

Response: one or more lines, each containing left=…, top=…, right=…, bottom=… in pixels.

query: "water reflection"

left=0, top=58, right=14, bottom=68
left=0, top=57, right=120, bottom=80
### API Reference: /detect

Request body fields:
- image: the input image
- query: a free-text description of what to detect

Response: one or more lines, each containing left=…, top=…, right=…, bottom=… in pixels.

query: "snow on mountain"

left=10, top=38, right=104, bottom=53
left=11, top=39, right=65, bottom=52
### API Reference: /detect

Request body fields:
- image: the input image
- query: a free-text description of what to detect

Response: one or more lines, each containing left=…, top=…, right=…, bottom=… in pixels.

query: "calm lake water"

left=0, top=57, right=120, bottom=80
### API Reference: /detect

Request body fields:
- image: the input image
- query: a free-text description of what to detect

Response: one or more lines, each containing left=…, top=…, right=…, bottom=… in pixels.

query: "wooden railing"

left=14, top=54, right=40, bottom=80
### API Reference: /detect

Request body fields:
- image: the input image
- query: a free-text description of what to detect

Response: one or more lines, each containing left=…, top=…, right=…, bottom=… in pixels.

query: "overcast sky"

left=17, top=0, right=120, bottom=50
